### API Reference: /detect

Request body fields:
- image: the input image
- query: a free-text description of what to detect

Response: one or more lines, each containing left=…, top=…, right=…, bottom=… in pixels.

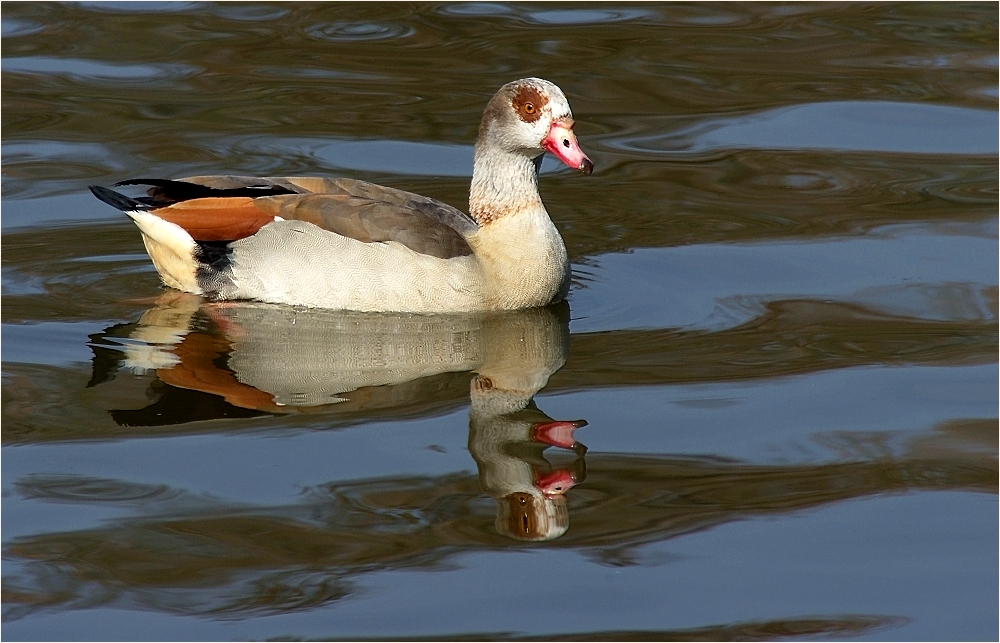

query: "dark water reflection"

left=2, top=1, right=997, bottom=640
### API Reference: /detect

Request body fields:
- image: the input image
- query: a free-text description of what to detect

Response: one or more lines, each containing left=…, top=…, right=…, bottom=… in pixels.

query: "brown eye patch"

left=511, top=85, right=547, bottom=123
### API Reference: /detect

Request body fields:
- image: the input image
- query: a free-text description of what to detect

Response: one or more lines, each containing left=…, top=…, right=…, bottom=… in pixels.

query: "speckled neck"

left=469, top=143, right=544, bottom=226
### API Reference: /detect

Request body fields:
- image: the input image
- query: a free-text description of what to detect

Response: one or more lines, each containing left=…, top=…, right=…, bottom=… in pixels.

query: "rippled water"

left=2, top=3, right=997, bottom=640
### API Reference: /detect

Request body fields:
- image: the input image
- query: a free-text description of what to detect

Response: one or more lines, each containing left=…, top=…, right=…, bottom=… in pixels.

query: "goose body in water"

left=90, top=78, right=592, bottom=313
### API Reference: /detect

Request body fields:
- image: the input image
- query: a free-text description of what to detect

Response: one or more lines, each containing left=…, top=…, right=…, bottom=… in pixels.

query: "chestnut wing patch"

left=150, top=197, right=278, bottom=242
left=88, top=182, right=280, bottom=242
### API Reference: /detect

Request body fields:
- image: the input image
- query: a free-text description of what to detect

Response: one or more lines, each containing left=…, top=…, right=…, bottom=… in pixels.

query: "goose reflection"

left=90, top=291, right=588, bottom=540
left=469, top=370, right=586, bottom=541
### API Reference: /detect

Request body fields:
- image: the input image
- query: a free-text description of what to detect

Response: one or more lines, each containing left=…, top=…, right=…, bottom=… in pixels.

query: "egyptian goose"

left=89, top=78, right=593, bottom=313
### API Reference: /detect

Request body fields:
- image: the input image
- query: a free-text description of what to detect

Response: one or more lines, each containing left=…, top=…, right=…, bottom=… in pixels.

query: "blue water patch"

left=570, top=221, right=999, bottom=332
left=1, top=194, right=123, bottom=229
left=1, top=268, right=47, bottom=296
left=526, top=8, right=657, bottom=25
left=1, top=18, right=44, bottom=37
left=2, top=321, right=109, bottom=366
left=615, top=101, right=999, bottom=156
left=542, top=363, right=999, bottom=462
left=2, top=56, right=198, bottom=80
left=3, top=140, right=115, bottom=162
left=438, top=3, right=657, bottom=24
left=75, top=2, right=200, bottom=13
left=313, top=139, right=473, bottom=176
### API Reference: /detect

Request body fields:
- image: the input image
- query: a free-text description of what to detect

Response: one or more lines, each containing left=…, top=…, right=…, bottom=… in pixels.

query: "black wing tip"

left=114, top=178, right=298, bottom=203
left=89, top=184, right=147, bottom=212
left=114, top=178, right=184, bottom=188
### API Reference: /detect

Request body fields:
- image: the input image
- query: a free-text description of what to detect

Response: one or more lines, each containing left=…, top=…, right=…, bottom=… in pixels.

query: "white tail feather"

left=128, top=211, right=203, bottom=293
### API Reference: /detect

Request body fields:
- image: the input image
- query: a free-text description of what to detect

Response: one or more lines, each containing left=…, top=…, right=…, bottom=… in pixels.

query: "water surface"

left=2, top=3, right=997, bottom=641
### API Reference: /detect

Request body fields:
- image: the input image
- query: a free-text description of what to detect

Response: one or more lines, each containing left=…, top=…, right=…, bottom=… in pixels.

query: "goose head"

left=477, top=77, right=593, bottom=174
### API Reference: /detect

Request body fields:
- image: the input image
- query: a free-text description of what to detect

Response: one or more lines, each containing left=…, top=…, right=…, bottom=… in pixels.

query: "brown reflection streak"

left=321, top=614, right=908, bottom=640
left=157, top=331, right=287, bottom=414
left=504, top=493, right=539, bottom=539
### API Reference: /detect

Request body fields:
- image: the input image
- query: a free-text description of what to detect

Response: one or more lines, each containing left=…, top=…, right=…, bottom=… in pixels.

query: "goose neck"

left=469, top=145, right=544, bottom=225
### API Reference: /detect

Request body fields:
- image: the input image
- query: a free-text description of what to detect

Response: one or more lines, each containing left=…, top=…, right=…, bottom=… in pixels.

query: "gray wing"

left=179, top=175, right=478, bottom=260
